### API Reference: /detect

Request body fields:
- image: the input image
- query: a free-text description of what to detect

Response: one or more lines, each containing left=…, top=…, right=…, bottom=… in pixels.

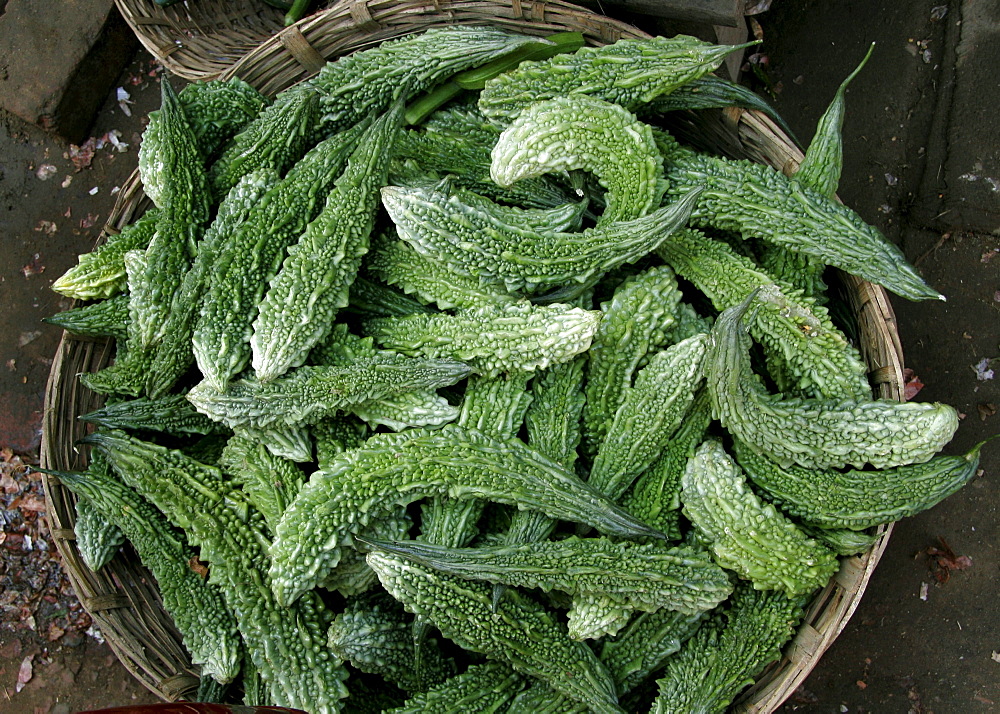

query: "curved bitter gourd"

left=707, top=293, right=959, bottom=470
left=366, top=549, right=624, bottom=714
left=268, top=424, right=664, bottom=607
left=381, top=182, right=700, bottom=294
left=681, top=439, right=839, bottom=596
left=655, top=228, right=872, bottom=401
left=732, top=436, right=991, bottom=531
left=490, top=94, right=664, bottom=225
left=385, top=661, right=526, bottom=713
left=655, top=130, right=943, bottom=302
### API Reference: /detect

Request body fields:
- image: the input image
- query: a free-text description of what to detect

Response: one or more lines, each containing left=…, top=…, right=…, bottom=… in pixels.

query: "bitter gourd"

left=251, top=104, right=402, bottom=382
left=681, top=439, right=839, bottom=596
left=600, top=608, right=705, bottom=695
left=131, top=80, right=212, bottom=350
left=327, top=593, right=455, bottom=692
left=71, top=452, right=125, bottom=572
left=145, top=168, right=279, bottom=398
left=218, top=434, right=304, bottom=532
left=588, top=333, right=709, bottom=503
left=193, top=118, right=369, bottom=391
left=366, top=229, right=517, bottom=310
left=44, top=294, right=130, bottom=340
left=385, top=662, right=525, bottom=714
left=655, top=228, right=872, bottom=400
left=757, top=46, right=873, bottom=298
left=363, top=302, right=601, bottom=377
left=268, top=424, right=664, bottom=606
left=177, top=77, right=269, bottom=159
left=732, top=437, right=990, bottom=530
left=51, top=210, right=158, bottom=300
left=650, top=584, right=804, bottom=713
left=80, top=430, right=349, bottom=712
left=54, top=463, right=242, bottom=684
left=208, top=83, right=320, bottom=199
left=478, top=35, right=751, bottom=123
left=310, top=323, right=459, bottom=431
left=620, top=389, right=712, bottom=538
left=581, top=265, right=684, bottom=456
left=366, top=549, right=624, bottom=714
left=364, top=535, right=732, bottom=617
left=312, top=26, right=544, bottom=134
left=655, top=130, right=943, bottom=302
left=80, top=393, right=225, bottom=436
left=381, top=182, right=701, bottom=293
left=186, top=355, right=471, bottom=431
left=708, top=294, right=959, bottom=469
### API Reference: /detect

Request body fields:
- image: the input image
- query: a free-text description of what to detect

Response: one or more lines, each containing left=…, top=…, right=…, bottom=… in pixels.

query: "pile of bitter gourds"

left=45, top=26, right=987, bottom=713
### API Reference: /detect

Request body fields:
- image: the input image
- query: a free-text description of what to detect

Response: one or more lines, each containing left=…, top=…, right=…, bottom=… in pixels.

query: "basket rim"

left=44, top=3, right=905, bottom=708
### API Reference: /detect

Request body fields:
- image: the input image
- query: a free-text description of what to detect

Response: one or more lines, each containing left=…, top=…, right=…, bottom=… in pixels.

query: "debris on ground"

left=0, top=449, right=93, bottom=658
left=902, top=368, right=924, bottom=401
left=923, top=536, right=972, bottom=584
left=973, top=358, right=995, bottom=381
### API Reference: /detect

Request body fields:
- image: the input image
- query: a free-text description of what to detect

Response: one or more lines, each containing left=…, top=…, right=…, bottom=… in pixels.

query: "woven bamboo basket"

left=42, top=1, right=903, bottom=708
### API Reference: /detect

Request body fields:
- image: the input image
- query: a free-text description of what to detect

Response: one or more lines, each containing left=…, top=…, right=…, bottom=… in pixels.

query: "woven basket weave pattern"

left=44, top=2, right=903, bottom=707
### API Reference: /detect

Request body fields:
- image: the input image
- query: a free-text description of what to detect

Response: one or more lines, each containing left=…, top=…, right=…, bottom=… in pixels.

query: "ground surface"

left=0, top=1, right=997, bottom=712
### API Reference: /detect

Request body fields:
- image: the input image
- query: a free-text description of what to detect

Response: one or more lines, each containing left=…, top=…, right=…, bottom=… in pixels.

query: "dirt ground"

left=0, top=1, right=997, bottom=712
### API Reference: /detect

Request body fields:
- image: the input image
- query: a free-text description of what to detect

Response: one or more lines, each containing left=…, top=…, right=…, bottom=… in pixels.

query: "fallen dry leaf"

left=15, top=654, right=34, bottom=693
left=188, top=557, right=210, bottom=579
left=925, top=536, right=972, bottom=583
left=32, top=220, right=56, bottom=235
left=973, top=357, right=996, bottom=381
left=903, top=368, right=925, bottom=400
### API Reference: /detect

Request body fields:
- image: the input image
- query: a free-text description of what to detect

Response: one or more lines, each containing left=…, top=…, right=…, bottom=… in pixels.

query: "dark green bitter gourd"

left=731, top=436, right=992, bottom=531
left=53, top=462, right=242, bottom=685
left=268, top=424, right=665, bottom=607
left=366, top=548, right=624, bottom=714
left=655, top=130, right=943, bottom=302
left=80, top=430, right=350, bottom=713
left=479, top=35, right=753, bottom=123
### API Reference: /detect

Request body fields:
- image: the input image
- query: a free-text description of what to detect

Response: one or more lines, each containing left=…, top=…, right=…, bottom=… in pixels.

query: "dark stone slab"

left=0, top=0, right=138, bottom=143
